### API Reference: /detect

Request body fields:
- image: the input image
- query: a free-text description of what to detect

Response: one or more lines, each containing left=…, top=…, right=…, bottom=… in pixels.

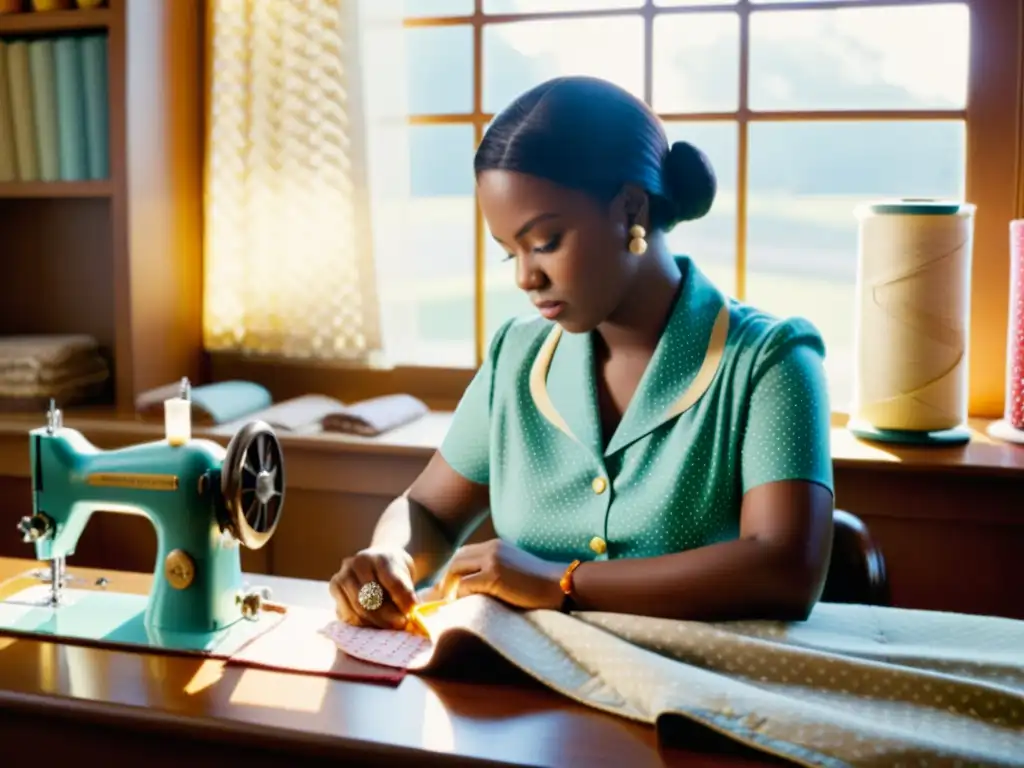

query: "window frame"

left=208, top=0, right=1024, bottom=418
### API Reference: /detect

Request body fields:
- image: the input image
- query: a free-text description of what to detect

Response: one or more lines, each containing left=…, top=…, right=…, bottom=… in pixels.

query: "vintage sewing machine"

left=0, top=381, right=288, bottom=655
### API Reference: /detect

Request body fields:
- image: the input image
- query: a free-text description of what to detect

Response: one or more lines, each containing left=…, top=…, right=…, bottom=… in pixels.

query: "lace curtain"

left=202, top=0, right=390, bottom=363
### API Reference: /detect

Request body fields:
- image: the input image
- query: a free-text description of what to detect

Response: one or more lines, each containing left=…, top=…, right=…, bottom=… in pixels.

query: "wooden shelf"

left=0, top=180, right=113, bottom=198
left=0, top=0, right=227, bottom=416
left=0, top=8, right=110, bottom=34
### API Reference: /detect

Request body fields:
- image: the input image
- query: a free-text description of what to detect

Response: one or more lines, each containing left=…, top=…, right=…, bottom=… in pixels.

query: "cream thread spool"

left=847, top=199, right=975, bottom=446
left=164, top=377, right=193, bottom=447
left=987, top=219, right=1024, bottom=444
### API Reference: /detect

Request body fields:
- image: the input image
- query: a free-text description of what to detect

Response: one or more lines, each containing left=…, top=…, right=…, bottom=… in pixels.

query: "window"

left=206, top=0, right=1020, bottom=417
left=363, top=0, right=1018, bottom=415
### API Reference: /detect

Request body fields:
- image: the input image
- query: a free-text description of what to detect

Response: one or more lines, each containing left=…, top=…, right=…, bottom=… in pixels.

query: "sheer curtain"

left=202, top=0, right=411, bottom=366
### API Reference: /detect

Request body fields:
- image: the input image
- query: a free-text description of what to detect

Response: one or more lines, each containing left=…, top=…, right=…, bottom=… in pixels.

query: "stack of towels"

left=0, top=334, right=109, bottom=410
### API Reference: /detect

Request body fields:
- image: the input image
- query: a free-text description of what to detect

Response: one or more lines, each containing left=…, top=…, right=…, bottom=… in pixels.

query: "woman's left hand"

left=434, top=539, right=567, bottom=611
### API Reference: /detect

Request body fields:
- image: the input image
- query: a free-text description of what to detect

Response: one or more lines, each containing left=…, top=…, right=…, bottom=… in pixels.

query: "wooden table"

left=0, top=557, right=779, bottom=768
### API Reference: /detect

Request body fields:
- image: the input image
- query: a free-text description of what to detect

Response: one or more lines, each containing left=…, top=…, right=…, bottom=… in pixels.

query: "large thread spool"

left=987, top=219, right=1024, bottom=444
left=847, top=199, right=975, bottom=446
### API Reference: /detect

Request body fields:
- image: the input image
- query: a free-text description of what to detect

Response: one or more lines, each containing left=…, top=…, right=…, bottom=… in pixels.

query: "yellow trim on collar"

left=665, top=304, right=730, bottom=420
left=528, top=304, right=731, bottom=441
left=528, top=324, right=578, bottom=442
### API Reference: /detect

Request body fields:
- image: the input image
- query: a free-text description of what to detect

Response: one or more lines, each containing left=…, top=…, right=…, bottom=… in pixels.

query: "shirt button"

left=591, top=476, right=607, bottom=494
left=589, top=536, right=607, bottom=555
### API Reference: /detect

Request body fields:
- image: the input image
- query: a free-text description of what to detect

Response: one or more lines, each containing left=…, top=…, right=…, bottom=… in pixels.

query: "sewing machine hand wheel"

left=221, top=421, right=285, bottom=549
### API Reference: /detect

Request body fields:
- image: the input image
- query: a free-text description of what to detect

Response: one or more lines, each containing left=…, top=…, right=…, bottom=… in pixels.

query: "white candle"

left=164, top=397, right=192, bottom=446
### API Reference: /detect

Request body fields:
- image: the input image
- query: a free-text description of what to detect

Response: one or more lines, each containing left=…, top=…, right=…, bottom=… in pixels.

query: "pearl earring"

left=628, top=224, right=647, bottom=256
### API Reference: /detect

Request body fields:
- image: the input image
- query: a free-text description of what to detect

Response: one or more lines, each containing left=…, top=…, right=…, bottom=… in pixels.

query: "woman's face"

left=477, top=169, right=640, bottom=334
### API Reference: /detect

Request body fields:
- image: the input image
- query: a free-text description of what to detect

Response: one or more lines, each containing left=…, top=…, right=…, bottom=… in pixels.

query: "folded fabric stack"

left=0, top=334, right=110, bottom=411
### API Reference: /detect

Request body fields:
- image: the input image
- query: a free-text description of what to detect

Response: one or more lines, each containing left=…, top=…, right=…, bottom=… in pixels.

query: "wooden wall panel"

left=834, top=469, right=1023, bottom=619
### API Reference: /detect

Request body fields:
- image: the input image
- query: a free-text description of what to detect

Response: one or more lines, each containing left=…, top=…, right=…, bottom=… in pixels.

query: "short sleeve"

left=438, top=318, right=516, bottom=485
left=740, top=320, right=834, bottom=495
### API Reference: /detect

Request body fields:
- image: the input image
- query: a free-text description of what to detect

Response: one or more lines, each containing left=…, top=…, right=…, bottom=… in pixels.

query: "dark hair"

left=474, top=76, right=716, bottom=231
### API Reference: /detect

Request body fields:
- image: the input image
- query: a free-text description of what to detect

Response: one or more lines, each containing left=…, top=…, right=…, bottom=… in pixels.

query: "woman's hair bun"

left=663, top=141, right=716, bottom=223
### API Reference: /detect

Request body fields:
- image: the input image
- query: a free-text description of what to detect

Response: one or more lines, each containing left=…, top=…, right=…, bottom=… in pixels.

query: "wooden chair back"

left=821, top=509, right=891, bottom=606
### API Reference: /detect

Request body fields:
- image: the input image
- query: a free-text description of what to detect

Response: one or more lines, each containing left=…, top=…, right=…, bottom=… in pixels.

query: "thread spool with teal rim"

left=846, top=198, right=975, bottom=447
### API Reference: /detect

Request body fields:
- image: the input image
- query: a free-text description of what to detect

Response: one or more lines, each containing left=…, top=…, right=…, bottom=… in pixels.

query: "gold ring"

left=358, top=581, right=384, bottom=612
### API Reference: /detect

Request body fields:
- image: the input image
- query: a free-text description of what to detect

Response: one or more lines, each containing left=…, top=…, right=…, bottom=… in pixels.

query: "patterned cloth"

left=1007, top=220, right=1024, bottom=429
left=440, top=254, right=833, bottom=563
left=407, top=596, right=1024, bottom=767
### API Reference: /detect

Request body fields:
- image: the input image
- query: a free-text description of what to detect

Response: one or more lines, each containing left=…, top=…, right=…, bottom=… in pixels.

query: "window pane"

left=486, top=0, right=642, bottom=10
left=750, top=4, right=969, bottom=111
left=405, top=0, right=473, bottom=16
left=377, top=125, right=476, bottom=367
left=652, top=13, right=740, bottom=113
left=745, top=120, right=966, bottom=410
left=663, top=122, right=737, bottom=296
left=483, top=17, right=644, bottom=113
left=406, top=26, right=473, bottom=115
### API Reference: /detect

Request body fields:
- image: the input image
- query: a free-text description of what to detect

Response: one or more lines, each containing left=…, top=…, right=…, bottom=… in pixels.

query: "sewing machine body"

left=0, top=394, right=286, bottom=656
left=29, top=428, right=242, bottom=633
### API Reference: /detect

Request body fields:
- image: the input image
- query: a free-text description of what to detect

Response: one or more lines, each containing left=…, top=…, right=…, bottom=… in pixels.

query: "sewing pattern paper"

left=318, top=620, right=432, bottom=669
left=227, top=607, right=406, bottom=684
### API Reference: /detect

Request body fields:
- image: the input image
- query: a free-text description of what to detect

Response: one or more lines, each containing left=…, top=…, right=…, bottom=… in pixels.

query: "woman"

left=330, top=76, right=834, bottom=631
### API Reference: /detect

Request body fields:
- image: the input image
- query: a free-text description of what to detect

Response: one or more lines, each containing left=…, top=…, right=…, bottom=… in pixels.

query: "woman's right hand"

left=329, top=548, right=419, bottom=630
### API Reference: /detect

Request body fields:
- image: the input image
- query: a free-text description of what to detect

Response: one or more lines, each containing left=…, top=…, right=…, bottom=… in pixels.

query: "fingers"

left=439, top=546, right=485, bottom=600
left=330, top=551, right=421, bottom=630
left=330, top=558, right=398, bottom=629
left=340, top=571, right=397, bottom=630
left=437, top=573, right=458, bottom=603
left=349, top=558, right=408, bottom=630
left=417, top=583, right=443, bottom=603
left=330, top=569, right=363, bottom=627
left=443, top=545, right=484, bottom=579
left=454, top=570, right=493, bottom=599
left=373, top=555, right=418, bottom=616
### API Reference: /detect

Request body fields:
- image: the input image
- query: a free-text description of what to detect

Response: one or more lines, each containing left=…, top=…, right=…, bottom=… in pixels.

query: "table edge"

left=0, top=687, right=517, bottom=767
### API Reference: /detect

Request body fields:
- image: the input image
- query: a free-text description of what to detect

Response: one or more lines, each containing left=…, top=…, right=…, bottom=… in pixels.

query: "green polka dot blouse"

left=440, top=255, right=834, bottom=564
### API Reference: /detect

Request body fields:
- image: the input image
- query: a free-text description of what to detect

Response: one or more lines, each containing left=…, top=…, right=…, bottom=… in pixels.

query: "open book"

left=208, top=394, right=346, bottom=436
left=208, top=393, right=428, bottom=438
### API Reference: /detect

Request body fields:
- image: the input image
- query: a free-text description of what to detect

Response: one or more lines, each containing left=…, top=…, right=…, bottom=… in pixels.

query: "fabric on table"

left=322, top=596, right=1024, bottom=767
